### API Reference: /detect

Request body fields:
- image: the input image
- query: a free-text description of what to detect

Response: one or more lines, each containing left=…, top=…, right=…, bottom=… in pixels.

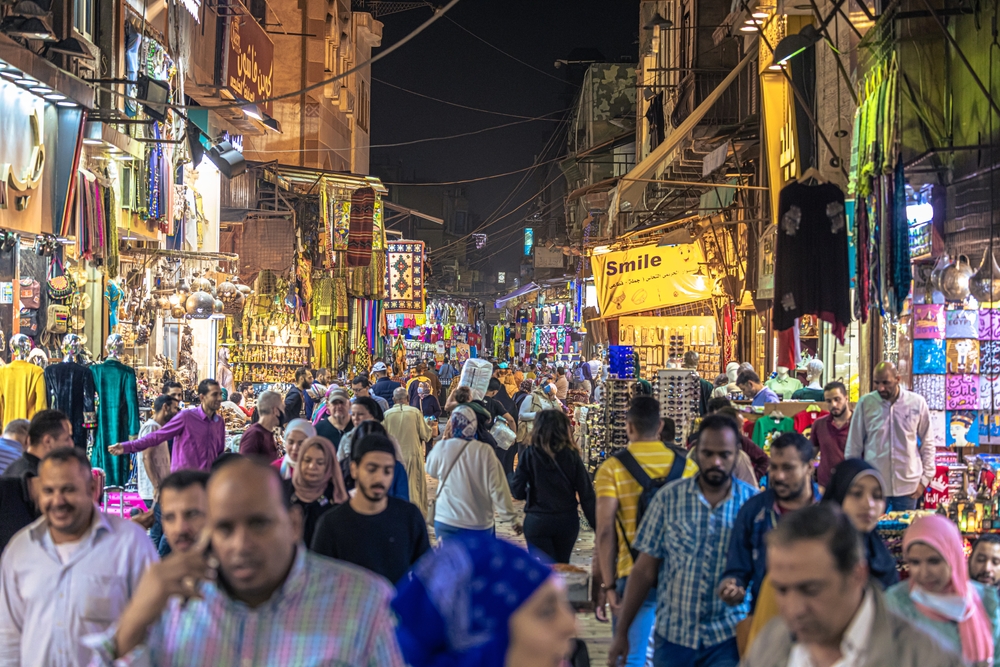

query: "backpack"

left=613, top=447, right=687, bottom=562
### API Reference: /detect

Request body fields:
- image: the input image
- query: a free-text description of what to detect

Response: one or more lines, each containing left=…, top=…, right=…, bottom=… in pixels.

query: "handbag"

left=428, top=439, right=472, bottom=524
left=46, top=304, right=69, bottom=333
left=47, top=257, right=73, bottom=300
left=19, top=308, right=38, bottom=337
left=491, top=415, right=516, bottom=451
left=19, top=278, right=40, bottom=309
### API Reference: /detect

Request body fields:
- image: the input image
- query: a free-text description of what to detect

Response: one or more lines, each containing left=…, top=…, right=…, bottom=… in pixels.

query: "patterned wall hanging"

left=385, top=241, right=425, bottom=314
left=347, top=186, right=375, bottom=268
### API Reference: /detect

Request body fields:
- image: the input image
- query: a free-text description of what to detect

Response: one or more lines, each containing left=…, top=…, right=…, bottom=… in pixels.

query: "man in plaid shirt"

left=607, top=414, right=757, bottom=667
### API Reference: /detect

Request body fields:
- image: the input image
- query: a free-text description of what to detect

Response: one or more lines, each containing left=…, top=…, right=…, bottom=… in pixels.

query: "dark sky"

left=370, top=0, right=639, bottom=275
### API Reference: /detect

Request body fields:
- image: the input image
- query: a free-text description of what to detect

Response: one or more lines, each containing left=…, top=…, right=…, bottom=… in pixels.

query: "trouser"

left=499, top=442, right=517, bottom=477
left=652, top=636, right=739, bottom=667
left=523, top=511, right=579, bottom=563
left=434, top=521, right=495, bottom=542
left=887, top=495, right=918, bottom=511
left=613, top=577, right=656, bottom=667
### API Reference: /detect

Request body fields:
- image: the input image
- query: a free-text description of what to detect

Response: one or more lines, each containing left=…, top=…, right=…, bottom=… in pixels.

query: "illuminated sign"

left=524, top=227, right=533, bottom=255
left=498, top=272, right=505, bottom=284
left=225, top=12, right=274, bottom=116
left=472, top=234, right=487, bottom=249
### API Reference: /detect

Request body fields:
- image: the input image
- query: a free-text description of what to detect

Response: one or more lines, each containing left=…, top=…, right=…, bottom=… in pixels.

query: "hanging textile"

left=887, top=155, right=911, bottom=316
left=385, top=241, right=425, bottom=314
left=347, top=186, right=375, bottom=268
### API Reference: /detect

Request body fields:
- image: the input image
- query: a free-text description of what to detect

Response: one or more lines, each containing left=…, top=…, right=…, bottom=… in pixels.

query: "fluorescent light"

left=907, top=202, right=934, bottom=225
left=740, top=24, right=759, bottom=31
left=83, top=139, right=102, bottom=145
left=44, top=92, right=65, bottom=101
left=56, top=100, right=76, bottom=107
left=752, top=11, right=769, bottom=17
left=30, top=86, right=48, bottom=94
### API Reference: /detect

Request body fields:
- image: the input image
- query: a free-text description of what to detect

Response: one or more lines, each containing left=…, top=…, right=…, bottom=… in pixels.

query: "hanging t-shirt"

left=751, top=415, right=796, bottom=455
left=773, top=181, right=851, bottom=342
left=765, top=375, right=803, bottom=400
left=792, top=409, right=829, bottom=439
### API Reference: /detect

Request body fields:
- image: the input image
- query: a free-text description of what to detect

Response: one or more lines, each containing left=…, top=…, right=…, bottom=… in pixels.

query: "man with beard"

left=846, top=361, right=938, bottom=512
left=811, top=381, right=853, bottom=490
left=607, top=414, right=757, bottom=667
left=719, top=432, right=817, bottom=612
left=158, top=470, right=209, bottom=554
left=0, top=447, right=157, bottom=666
left=969, top=534, right=1000, bottom=587
left=94, top=456, right=404, bottom=665
left=311, top=434, right=429, bottom=584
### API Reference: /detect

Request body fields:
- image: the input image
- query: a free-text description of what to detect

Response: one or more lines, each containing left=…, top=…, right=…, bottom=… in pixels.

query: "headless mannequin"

left=44, top=334, right=97, bottom=449
left=0, top=334, right=47, bottom=424
left=717, top=361, right=742, bottom=398
left=105, top=333, right=123, bottom=360
left=805, top=359, right=824, bottom=390
left=217, top=347, right=234, bottom=395
left=10, top=333, right=31, bottom=361
left=767, top=366, right=803, bottom=399
left=90, top=334, right=140, bottom=486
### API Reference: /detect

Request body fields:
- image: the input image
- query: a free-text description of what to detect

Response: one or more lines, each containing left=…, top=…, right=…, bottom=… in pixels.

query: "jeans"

left=653, top=636, right=739, bottom=667
left=148, top=502, right=172, bottom=557
left=523, top=511, right=579, bottom=563
left=434, top=521, right=495, bottom=542
left=887, top=495, right=918, bottom=511
left=613, top=577, right=656, bottom=667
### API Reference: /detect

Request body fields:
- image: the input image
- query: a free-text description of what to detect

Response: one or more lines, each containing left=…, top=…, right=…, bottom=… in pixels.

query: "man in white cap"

left=371, top=362, right=400, bottom=406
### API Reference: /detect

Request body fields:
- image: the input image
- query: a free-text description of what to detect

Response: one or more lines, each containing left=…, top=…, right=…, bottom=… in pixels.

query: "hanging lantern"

left=213, top=299, right=225, bottom=313
left=186, top=291, right=215, bottom=319
left=170, top=304, right=186, bottom=318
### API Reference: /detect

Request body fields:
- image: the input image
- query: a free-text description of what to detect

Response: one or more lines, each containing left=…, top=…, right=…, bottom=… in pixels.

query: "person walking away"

left=719, top=432, right=818, bottom=613
left=239, top=389, right=283, bottom=461
left=110, top=379, right=225, bottom=472
left=436, top=358, right=458, bottom=401
left=136, top=395, right=180, bottom=554
left=741, top=503, right=965, bottom=667
left=157, top=470, right=209, bottom=555
left=736, top=370, right=780, bottom=406
left=885, top=514, right=1000, bottom=665
left=284, top=436, right=348, bottom=546
left=845, top=361, right=937, bottom=512
left=485, top=378, right=518, bottom=475
left=3, top=410, right=72, bottom=479
left=384, top=387, right=431, bottom=515
left=312, top=434, right=430, bottom=584
left=607, top=414, right=756, bottom=667
left=286, top=368, right=316, bottom=421
left=425, top=405, right=521, bottom=541
left=92, top=456, right=405, bottom=666
left=353, top=374, right=390, bottom=413
left=273, top=419, right=316, bottom=480
left=595, top=396, right=699, bottom=667
left=510, top=409, right=596, bottom=563
left=554, top=367, right=569, bottom=403
left=0, top=447, right=157, bottom=666
left=371, top=361, right=401, bottom=405
left=812, top=380, right=853, bottom=490
left=0, top=420, right=28, bottom=475
left=315, top=389, right=351, bottom=449
left=971, top=534, right=1000, bottom=588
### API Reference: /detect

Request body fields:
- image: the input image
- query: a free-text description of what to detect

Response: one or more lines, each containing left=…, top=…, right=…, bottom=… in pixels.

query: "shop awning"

left=611, top=46, right=756, bottom=217
left=384, top=201, right=444, bottom=225
left=495, top=282, right=540, bottom=308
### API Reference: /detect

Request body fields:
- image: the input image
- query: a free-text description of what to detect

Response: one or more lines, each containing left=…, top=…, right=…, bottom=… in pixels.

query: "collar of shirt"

left=28, top=504, right=110, bottom=564
left=195, top=406, right=220, bottom=422
left=789, top=589, right=874, bottom=667
left=209, top=545, right=308, bottom=613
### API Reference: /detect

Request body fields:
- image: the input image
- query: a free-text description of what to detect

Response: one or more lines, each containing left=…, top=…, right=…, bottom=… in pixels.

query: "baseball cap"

left=329, top=389, right=350, bottom=404
left=372, top=361, right=388, bottom=373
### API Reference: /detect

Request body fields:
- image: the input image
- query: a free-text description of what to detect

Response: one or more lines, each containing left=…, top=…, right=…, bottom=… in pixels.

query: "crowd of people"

left=0, top=351, right=993, bottom=667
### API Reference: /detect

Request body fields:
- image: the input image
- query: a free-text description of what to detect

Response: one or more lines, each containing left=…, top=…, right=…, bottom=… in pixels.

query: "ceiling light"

left=83, top=139, right=102, bottom=145
left=44, top=92, right=65, bottom=101
left=745, top=19, right=760, bottom=24
left=643, top=12, right=673, bottom=29
left=773, top=25, right=820, bottom=64
left=30, top=86, right=50, bottom=94
left=768, top=63, right=784, bottom=70
left=0, top=71, right=19, bottom=80
left=740, top=24, right=760, bottom=31
left=56, top=100, right=76, bottom=107
left=752, top=11, right=769, bottom=18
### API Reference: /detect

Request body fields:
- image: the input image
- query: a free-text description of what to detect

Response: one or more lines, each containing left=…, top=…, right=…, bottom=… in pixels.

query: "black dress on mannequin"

left=44, top=361, right=96, bottom=450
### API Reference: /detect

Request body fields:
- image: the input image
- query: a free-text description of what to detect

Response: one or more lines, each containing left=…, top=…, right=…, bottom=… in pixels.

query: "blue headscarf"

left=448, top=405, right=479, bottom=441
left=392, top=534, right=553, bottom=667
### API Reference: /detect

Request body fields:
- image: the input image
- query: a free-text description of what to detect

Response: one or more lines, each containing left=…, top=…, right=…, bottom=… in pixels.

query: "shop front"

left=387, top=297, right=486, bottom=372
left=493, top=281, right=583, bottom=368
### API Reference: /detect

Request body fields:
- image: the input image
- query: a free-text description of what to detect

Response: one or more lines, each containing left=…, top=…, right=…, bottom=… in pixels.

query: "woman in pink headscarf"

left=885, top=514, right=1000, bottom=666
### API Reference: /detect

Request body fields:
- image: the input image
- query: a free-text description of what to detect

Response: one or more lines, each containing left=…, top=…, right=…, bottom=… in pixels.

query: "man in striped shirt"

left=90, top=456, right=404, bottom=666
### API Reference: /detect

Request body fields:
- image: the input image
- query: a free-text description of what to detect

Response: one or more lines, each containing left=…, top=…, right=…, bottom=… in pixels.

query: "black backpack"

left=613, top=447, right=687, bottom=562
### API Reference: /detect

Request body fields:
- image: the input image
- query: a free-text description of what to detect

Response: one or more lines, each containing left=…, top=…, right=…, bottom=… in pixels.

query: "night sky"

left=371, top=0, right=639, bottom=275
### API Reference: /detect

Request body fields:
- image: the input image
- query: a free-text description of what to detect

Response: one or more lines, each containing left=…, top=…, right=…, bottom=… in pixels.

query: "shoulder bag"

left=428, top=439, right=472, bottom=524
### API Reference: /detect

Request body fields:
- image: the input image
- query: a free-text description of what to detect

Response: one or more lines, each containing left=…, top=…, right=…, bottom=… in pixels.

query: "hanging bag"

left=46, top=304, right=69, bottom=333
left=18, top=278, right=40, bottom=309
left=47, top=256, right=73, bottom=300
left=19, top=308, right=39, bottom=337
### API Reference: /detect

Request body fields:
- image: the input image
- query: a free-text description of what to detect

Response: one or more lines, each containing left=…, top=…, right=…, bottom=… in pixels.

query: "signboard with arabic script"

left=225, top=13, right=274, bottom=116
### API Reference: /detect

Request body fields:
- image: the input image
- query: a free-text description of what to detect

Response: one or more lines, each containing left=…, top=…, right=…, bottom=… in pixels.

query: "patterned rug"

left=385, top=241, right=425, bottom=313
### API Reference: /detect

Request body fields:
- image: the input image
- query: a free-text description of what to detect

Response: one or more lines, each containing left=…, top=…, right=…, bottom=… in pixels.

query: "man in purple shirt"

left=109, top=380, right=225, bottom=472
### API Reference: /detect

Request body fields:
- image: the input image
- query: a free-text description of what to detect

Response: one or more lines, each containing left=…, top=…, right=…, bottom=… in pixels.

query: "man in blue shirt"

left=608, top=414, right=758, bottom=667
left=371, top=362, right=401, bottom=405
left=0, top=420, right=28, bottom=476
left=718, top=431, right=819, bottom=611
left=737, top=370, right=780, bottom=407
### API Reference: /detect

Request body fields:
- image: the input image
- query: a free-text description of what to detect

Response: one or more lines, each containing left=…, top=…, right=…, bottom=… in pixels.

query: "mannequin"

left=791, top=359, right=826, bottom=401
left=766, top=366, right=803, bottom=400
left=217, top=347, right=234, bottom=395
left=714, top=361, right=742, bottom=398
left=0, top=333, right=47, bottom=424
left=44, top=334, right=97, bottom=450
left=90, top=334, right=141, bottom=486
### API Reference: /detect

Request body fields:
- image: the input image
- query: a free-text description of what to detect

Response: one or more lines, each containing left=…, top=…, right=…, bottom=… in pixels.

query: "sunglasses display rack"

left=657, top=369, right=702, bottom=444
left=599, top=377, right=638, bottom=461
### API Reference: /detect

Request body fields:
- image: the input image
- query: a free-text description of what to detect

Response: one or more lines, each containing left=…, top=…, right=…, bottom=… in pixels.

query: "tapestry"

left=385, top=241, right=425, bottom=313
left=347, top=187, right=375, bottom=268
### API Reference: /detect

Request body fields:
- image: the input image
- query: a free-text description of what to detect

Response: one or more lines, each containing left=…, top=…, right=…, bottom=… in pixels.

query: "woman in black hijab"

left=821, top=458, right=900, bottom=589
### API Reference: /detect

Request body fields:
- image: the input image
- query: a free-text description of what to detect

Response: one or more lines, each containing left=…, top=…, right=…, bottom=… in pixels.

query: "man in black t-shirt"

left=311, top=434, right=429, bottom=584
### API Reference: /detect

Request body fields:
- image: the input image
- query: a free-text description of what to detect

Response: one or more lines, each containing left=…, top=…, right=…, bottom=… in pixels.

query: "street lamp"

left=773, top=25, right=821, bottom=64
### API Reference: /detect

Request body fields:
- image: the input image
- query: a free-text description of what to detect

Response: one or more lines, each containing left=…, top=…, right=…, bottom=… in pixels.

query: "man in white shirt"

left=137, top=395, right=180, bottom=507
left=845, top=361, right=937, bottom=512
left=0, top=447, right=157, bottom=666
left=740, top=503, right=963, bottom=667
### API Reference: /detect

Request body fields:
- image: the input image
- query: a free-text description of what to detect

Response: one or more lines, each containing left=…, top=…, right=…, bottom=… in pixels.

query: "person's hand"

left=131, top=508, right=155, bottom=529
left=512, top=522, right=523, bottom=536
left=911, top=483, right=927, bottom=500
left=594, top=585, right=610, bottom=623
left=605, top=587, right=622, bottom=617
left=607, top=631, right=630, bottom=666
left=717, top=577, right=746, bottom=606
left=108, top=444, right=125, bottom=456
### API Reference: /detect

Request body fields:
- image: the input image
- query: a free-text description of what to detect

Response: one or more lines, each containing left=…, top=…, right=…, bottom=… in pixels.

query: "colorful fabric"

left=347, top=187, right=375, bottom=268
left=386, top=241, right=426, bottom=314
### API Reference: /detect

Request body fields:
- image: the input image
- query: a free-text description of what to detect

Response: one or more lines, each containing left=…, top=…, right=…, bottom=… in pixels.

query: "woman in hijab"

left=283, top=435, right=348, bottom=546
left=272, top=419, right=316, bottom=480
left=885, top=514, right=1000, bottom=666
left=393, top=534, right=577, bottom=667
left=412, top=381, right=442, bottom=419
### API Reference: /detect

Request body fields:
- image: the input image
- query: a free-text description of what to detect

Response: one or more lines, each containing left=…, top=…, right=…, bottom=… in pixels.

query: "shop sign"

left=534, top=246, right=565, bottom=269
left=524, top=227, right=533, bottom=255
left=225, top=14, right=274, bottom=116
left=590, top=242, right=713, bottom=318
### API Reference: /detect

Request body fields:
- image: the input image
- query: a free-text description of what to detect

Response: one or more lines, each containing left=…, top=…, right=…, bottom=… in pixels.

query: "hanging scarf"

left=347, top=186, right=375, bottom=267
left=904, top=515, right=995, bottom=666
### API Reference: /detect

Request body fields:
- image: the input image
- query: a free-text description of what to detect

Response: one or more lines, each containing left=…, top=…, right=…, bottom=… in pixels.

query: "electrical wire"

left=90, top=0, right=463, bottom=112
left=440, top=15, right=568, bottom=84
left=372, top=77, right=567, bottom=120
left=381, top=155, right=566, bottom=185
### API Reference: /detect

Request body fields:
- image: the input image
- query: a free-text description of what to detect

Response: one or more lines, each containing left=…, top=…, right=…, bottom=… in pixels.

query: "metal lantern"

left=170, top=304, right=186, bottom=318
left=213, top=299, right=225, bottom=313
left=185, top=290, right=215, bottom=319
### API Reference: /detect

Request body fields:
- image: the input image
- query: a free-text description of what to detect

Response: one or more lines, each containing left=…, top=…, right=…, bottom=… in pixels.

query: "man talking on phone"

left=89, top=456, right=405, bottom=665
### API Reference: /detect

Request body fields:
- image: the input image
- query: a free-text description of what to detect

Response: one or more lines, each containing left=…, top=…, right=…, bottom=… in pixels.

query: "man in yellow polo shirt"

left=595, top=396, right=699, bottom=667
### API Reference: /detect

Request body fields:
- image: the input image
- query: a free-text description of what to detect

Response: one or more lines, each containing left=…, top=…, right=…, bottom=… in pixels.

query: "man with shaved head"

left=94, top=457, right=404, bottom=665
left=845, top=361, right=938, bottom=511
